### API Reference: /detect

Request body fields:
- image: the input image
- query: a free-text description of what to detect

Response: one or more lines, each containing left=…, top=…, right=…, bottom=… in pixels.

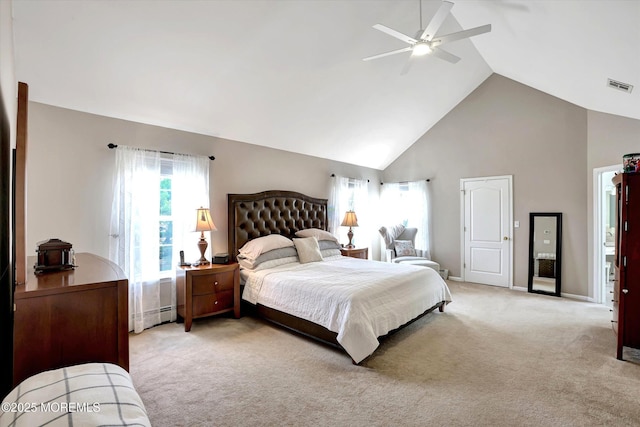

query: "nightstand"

left=340, top=247, right=368, bottom=259
left=176, top=263, right=240, bottom=332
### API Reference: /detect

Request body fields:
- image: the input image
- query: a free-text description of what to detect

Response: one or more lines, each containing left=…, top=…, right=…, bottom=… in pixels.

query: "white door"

left=462, top=176, right=512, bottom=287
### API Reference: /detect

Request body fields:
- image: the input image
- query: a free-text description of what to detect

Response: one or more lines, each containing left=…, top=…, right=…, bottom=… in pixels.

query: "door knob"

left=622, top=289, right=629, bottom=294
left=503, top=236, right=508, bottom=240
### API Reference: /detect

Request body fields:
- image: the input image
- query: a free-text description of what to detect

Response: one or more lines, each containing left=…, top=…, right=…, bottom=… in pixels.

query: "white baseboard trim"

left=448, top=276, right=463, bottom=282
left=459, top=283, right=593, bottom=302
left=513, top=286, right=593, bottom=302
left=561, top=293, right=594, bottom=302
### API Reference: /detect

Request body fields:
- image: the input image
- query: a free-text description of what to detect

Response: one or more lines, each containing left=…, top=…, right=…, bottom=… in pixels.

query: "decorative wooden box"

left=34, top=238, right=75, bottom=274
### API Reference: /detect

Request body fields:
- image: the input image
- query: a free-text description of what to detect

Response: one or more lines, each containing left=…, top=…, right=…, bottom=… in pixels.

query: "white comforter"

left=243, top=255, right=452, bottom=363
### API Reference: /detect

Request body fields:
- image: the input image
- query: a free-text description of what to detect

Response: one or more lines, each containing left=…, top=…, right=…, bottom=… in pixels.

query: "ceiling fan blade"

left=363, top=46, right=413, bottom=61
left=372, top=24, right=417, bottom=45
left=430, top=47, right=461, bottom=64
left=420, top=0, right=454, bottom=41
left=431, top=24, right=492, bottom=47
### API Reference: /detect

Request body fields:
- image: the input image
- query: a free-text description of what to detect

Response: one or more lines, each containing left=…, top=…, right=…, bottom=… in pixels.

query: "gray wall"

left=383, top=74, right=588, bottom=296
left=25, top=102, right=382, bottom=262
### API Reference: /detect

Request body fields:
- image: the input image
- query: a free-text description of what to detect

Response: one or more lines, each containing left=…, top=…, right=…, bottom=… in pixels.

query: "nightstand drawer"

left=193, top=290, right=234, bottom=316
left=192, top=270, right=235, bottom=295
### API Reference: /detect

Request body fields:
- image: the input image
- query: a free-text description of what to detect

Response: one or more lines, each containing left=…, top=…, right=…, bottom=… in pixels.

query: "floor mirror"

left=528, top=212, right=562, bottom=297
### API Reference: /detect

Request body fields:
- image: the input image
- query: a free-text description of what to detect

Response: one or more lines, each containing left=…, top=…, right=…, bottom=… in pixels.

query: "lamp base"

left=194, top=234, right=210, bottom=266
left=346, top=227, right=354, bottom=248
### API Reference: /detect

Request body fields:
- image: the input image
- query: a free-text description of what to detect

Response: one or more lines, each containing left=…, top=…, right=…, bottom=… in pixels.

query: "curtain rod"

left=107, top=143, right=215, bottom=161
left=380, top=179, right=430, bottom=185
left=330, top=173, right=370, bottom=183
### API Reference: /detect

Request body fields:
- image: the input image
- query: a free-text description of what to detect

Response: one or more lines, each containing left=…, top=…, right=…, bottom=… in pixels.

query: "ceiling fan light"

left=412, top=42, right=431, bottom=56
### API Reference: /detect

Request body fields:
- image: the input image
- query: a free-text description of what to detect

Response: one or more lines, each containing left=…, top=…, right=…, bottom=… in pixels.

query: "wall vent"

left=607, top=78, right=633, bottom=93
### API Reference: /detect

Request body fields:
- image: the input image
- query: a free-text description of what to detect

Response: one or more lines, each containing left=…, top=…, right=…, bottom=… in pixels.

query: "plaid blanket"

left=1, top=363, right=150, bottom=427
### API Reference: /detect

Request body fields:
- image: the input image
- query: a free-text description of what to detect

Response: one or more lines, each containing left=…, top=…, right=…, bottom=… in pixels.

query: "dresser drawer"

left=192, top=290, right=234, bottom=316
left=192, top=270, right=235, bottom=295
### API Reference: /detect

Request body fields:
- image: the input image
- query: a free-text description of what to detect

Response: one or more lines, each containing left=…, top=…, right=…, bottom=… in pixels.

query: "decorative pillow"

left=293, top=237, right=323, bottom=264
left=249, top=256, right=299, bottom=272
left=320, top=248, right=342, bottom=258
left=379, top=224, right=406, bottom=249
left=394, top=240, right=417, bottom=257
left=295, top=228, right=340, bottom=244
left=238, top=234, right=293, bottom=261
left=318, top=240, right=341, bottom=250
left=238, top=246, right=298, bottom=270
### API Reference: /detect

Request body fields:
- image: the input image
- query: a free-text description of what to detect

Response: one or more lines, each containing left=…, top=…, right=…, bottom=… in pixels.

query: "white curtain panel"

left=110, top=147, right=210, bottom=333
left=329, top=175, right=370, bottom=249
left=110, top=147, right=162, bottom=333
left=167, top=153, right=210, bottom=325
left=172, top=154, right=210, bottom=266
left=407, top=180, right=431, bottom=260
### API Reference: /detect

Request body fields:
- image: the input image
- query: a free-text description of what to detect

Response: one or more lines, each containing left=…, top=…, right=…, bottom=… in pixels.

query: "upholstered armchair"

left=379, top=225, right=440, bottom=272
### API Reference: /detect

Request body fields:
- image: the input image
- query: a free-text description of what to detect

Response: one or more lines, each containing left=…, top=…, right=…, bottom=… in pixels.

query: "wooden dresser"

left=612, top=173, right=640, bottom=359
left=176, top=263, right=240, bottom=332
left=13, top=253, right=129, bottom=386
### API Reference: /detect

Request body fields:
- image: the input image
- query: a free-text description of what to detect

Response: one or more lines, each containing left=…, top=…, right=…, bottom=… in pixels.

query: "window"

left=329, top=175, right=370, bottom=248
left=380, top=180, right=430, bottom=258
left=110, top=146, right=210, bottom=332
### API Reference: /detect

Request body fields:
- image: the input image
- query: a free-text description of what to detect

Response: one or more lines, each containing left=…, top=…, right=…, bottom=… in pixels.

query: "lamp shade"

left=195, top=207, right=217, bottom=232
left=341, top=211, right=359, bottom=227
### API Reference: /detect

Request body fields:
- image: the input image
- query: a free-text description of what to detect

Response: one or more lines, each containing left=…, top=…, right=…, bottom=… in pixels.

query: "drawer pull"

left=622, top=289, right=629, bottom=294
left=214, top=300, right=218, bottom=305
left=214, top=281, right=219, bottom=286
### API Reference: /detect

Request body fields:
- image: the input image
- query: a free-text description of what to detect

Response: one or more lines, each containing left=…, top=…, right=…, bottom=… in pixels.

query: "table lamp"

left=194, top=207, right=216, bottom=266
left=341, top=210, right=359, bottom=248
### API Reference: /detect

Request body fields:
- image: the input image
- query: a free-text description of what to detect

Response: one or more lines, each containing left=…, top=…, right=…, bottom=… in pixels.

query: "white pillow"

left=295, top=228, right=340, bottom=244
left=293, top=237, right=323, bottom=264
left=238, top=234, right=294, bottom=261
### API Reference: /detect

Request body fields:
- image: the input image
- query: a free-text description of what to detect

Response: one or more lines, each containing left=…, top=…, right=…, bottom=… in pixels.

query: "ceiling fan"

left=363, top=0, right=491, bottom=74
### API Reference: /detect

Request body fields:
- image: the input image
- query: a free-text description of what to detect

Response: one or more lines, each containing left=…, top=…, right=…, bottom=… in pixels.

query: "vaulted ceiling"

left=11, top=0, right=640, bottom=170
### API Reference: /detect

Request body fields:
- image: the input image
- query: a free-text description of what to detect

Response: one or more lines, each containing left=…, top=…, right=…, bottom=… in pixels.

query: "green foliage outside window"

left=159, top=176, right=173, bottom=271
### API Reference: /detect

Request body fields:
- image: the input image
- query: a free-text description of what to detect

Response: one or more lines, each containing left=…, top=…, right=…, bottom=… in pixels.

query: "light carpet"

left=129, top=281, right=640, bottom=427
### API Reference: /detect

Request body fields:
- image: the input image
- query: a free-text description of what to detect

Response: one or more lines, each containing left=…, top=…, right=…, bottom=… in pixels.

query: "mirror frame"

left=528, top=212, right=562, bottom=297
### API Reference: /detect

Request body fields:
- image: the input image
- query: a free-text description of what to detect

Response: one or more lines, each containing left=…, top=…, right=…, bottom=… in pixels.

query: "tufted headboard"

left=227, top=190, right=328, bottom=261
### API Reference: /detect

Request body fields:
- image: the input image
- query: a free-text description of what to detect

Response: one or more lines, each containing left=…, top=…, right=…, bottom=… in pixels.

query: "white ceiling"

left=11, top=0, right=640, bottom=170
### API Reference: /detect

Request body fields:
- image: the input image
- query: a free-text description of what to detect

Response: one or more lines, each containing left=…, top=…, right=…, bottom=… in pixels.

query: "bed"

left=0, top=363, right=150, bottom=427
left=228, top=190, right=451, bottom=364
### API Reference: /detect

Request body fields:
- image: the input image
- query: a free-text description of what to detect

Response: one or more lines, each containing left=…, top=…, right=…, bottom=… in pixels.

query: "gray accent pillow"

left=238, top=246, right=298, bottom=270
left=321, top=248, right=342, bottom=258
left=319, top=240, right=341, bottom=250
